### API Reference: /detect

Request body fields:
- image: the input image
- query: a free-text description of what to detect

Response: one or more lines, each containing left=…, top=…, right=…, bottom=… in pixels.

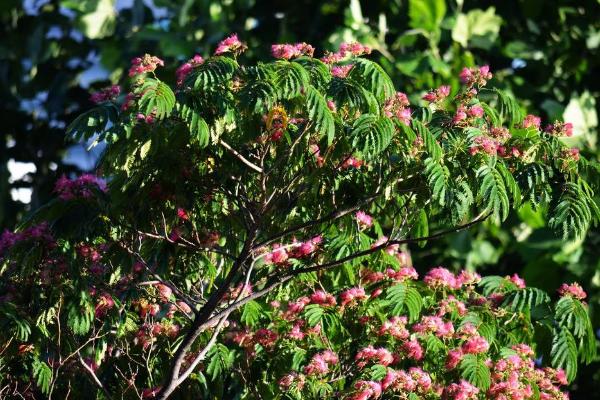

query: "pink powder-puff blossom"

left=462, top=335, right=489, bottom=354
left=557, top=282, right=587, bottom=300
left=508, top=273, right=526, bottom=289
left=545, top=121, right=574, bottom=137
left=271, top=42, right=315, bottom=59
left=176, top=54, right=204, bottom=85
left=444, top=380, right=479, bottom=400
left=54, top=174, right=107, bottom=201
left=214, top=33, right=247, bottom=56
left=129, top=54, right=164, bottom=77
left=331, top=64, right=354, bottom=78
left=355, top=211, right=373, bottom=228
left=402, top=339, right=424, bottom=361
left=446, top=349, right=464, bottom=369
left=523, top=114, right=541, bottom=129
left=424, top=267, right=459, bottom=290
left=340, top=287, right=368, bottom=307
left=90, top=85, right=121, bottom=104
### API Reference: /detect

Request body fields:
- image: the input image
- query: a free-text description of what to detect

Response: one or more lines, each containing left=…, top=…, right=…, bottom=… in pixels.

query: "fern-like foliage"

left=347, top=58, right=395, bottom=102
left=351, top=114, right=395, bottom=158
left=184, top=56, right=238, bottom=90
left=305, top=86, right=335, bottom=145
left=139, top=78, right=176, bottom=120
left=460, top=354, right=491, bottom=391
left=476, top=163, right=510, bottom=221
left=549, top=181, right=600, bottom=239
left=424, top=157, right=450, bottom=207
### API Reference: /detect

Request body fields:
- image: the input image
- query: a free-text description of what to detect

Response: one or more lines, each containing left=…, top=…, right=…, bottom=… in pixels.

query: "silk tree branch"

left=156, top=227, right=258, bottom=400
left=177, top=212, right=492, bottom=341
left=219, top=139, right=263, bottom=173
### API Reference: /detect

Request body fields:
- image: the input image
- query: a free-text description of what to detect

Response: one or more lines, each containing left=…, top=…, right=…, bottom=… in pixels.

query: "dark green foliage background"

left=1, top=0, right=599, bottom=397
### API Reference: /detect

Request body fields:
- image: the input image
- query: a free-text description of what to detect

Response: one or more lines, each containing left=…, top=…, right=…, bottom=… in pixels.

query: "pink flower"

left=459, top=65, right=492, bottom=87
left=176, top=54, right=204, bottom=85
left=254, top=328, right=278, bottom=347
left=508, top=273, right=526, bottom=289
left=462, top=335, right=489, bottom=354
left=304, top=350, right=338, bottom=376
left=457, top=270, right=481, bottom=286
left=523, top=114, right=541, bottom=129
left=54, top=174, right=107, bottom=201
left=339, top=42, right=372, bottom=57
left=128, top=54, right=164, bottom=77
left=424, top=267, right=459, bottom=290
left=383, top=92, right=411, bottom=124
left=387, top=266, right=419, bottom=281
left=342, top=156, right=364, bottom=169
left=470, top=135, right=499, bottom=156
left=423, top=85, right=451, bottom=103
left=309, top=290, right=337, bottom=306
left=352, top=381, right=382, bottom=400
left=468, top=105, right=484, bottom=118
left=545, top=121, right=574, bottom=137
left=355, top=346, right=393, bottom=368
left=331, top=64, right=354, bottom=78
left=214, top=33, right=247, bottom=56
left=271, top=42, right=315, bottom=59
left=177, top=208, right=189, bottom=220
left=155, top=283, right=173, bottom=301
left=557, top=282, right=587, bottom=300
left=340, top=287, right=367, bottom=307
left=453, top=105, right=468, bottom=125
left=89, top=85, right=121, bottom=104
left=446, top=349, right=463, bottom=369
left=355, top=211, right=373, bottom=228
left=444, top=380, right=479, bottom=400
left=402, top=339, right=423, bottom=360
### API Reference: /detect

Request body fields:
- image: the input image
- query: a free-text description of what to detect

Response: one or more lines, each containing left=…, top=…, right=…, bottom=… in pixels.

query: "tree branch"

left=219, top=139, right=263, bottom=173
left=78, top=355, right=113, bottom=400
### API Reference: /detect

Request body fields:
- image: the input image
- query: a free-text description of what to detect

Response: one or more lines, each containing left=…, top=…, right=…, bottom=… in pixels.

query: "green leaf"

left=304, top=304, right=324, bottom=327
left=476, top=164, right=510, bottom=221
left=140, top=79, right=176, bottom=120
left=306, top=86, right=335, bottom=145
left=452, top=8, right=502, bottom=50
left=351, top=114, right=395, bottom=157
left=273, top=61, right=310, bottom=100
left=32, top=359, right=52, bottom=395
left=408, top=0, right=446, bottom=36
left=180, top=104, right=210, bottom=147
left=494, top=89, right=523, bottom=127
left=348, top=58, right=395, bottom=102
left=503, top=287, right=551, bottom=312
left=551, top=327, right=578, bottom=383
left=241, top=300, right=263, bottom=327
left=460, top=354, right=491, bottom=391
left=186, top=56, right=238, bottom=90
left=424, top=157, right=449, bottom=206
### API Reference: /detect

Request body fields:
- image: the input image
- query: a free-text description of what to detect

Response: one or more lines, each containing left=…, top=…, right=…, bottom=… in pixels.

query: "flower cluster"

left=271, top=42, right=315, bottom=60
left=89, top=85, right=121, bottom=104
left=321, top=41, right=372, bottom=64
left=175, top=54, right=204, bottom=85
left=545, top=121, right=574, bottom=137
left=128, top=54, right=164, bottom=77
left=214, top=33, right=247, bottom=56
left=0, top=222, right=54, bottom=257
left=459, top=65, right=493, bottom=87
left=383, top=92, right=411, bottom=125
left=54, top=174, right=107, bottom=201
left=260, top=235, right=322, bottom=266
left=422, top=85, right=451, bottom=103
left=558, top=282, right=587, bottom=300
